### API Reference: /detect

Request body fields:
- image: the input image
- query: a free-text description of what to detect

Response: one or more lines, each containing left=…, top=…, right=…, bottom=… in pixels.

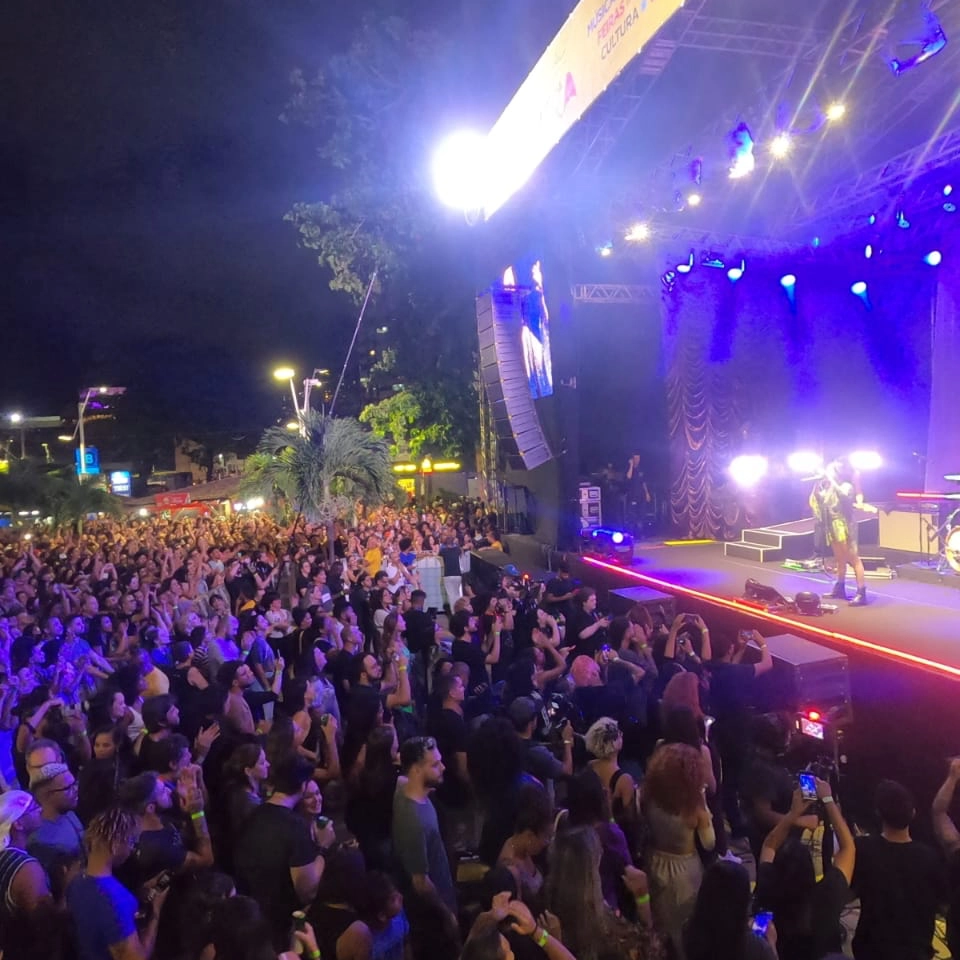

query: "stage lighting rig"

left=729, top=455, right=768, bottom=489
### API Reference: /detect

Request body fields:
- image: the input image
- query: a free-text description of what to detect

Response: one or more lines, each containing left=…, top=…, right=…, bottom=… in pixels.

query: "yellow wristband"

left=190, top=810, right=206, bottom=820
left=398, top=665, right=407, bottom=672
left=534, top=928, right=549, bottom=948
left=635, top=893, right=650, bottom=905
left=308, top=951, right=321, bottom=960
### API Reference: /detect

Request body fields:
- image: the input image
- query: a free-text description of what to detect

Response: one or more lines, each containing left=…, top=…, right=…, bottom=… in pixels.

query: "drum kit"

left=934, top=473, right=960, bottom=574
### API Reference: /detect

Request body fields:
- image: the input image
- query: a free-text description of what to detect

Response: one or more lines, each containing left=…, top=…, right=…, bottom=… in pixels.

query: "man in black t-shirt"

left=404, top=589, right=436, bottom=705
left=852, top=779, right=946, bottom=960
left=234, top=756, right=328, bottom=950
left=755, top=779, right=855, bottom=960
left=449, top=610, right=494, bottom=709
left=429, top=674, right=470, bottom=813
left=708, top=630, right=773, bottom=835
left=543, top=564, right=577, bottom=622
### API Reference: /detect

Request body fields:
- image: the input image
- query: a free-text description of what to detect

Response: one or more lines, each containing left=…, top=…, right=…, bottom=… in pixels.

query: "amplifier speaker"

left=755, top=633, right=852, bottom=723
left=608, top=586, right=677, bottom=624
left=477, top=288, right=553, bottom=471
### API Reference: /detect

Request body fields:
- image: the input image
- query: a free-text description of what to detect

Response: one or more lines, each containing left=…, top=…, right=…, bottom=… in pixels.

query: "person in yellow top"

left=364, top=535, right=383, bottom=576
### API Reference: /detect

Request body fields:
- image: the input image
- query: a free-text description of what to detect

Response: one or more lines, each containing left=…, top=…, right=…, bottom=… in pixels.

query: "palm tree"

left=0, top=462, right=123, bottom=534
left=243, top=411, right=394, bottom=560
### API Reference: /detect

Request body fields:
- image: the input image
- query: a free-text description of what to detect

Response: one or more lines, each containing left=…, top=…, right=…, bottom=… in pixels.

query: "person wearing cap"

left=27, top=762, right=84, bottom=874
left=0, top=790, right=53, bottom=960
left=508, top=697, right=573, bottom=804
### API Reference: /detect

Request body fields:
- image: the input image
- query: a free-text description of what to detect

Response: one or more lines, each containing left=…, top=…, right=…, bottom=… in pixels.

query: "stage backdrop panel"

left=926, top=262, right=960, bottom=493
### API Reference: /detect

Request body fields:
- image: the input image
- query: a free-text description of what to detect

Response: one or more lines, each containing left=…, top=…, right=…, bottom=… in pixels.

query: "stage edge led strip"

left=583, top=556, right=960, bottom=680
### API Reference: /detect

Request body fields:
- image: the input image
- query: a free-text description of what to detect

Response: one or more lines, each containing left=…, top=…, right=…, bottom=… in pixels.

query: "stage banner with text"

left=483, top=0, right=684, bottom=219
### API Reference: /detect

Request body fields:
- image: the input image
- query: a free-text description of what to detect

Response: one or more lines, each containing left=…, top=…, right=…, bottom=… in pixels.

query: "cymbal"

left=945, top=474, right=960, bottom=483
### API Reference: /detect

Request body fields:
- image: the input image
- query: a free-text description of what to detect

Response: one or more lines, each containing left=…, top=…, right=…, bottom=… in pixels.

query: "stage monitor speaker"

left=755, top=633, right=852, bottom=724
left=477, top=288, right=553, bottom=471
left=608, top=586, right=677, bottom=625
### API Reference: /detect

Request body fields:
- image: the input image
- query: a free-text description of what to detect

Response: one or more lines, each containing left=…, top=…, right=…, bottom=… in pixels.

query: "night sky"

left=0, top=0, right=575, bottom=420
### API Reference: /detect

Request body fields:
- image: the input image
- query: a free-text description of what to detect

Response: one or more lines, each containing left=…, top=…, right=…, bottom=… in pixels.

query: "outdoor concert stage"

left=578, top=540, right=960, bottom=681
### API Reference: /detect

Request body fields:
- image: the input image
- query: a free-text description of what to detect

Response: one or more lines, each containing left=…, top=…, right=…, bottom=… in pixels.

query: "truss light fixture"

left=597, top=241, right=614, bottom=258
left=687, top=192, right=702, bottom=207
left=727, top=260, right=745, bottom=282
left=770, top=133, right=791, bottom=158
left=851, top=281, right=872, bottom=310
left=624, top=222, right=650, bottom=242
left=826, top=102, right=846, bottom=122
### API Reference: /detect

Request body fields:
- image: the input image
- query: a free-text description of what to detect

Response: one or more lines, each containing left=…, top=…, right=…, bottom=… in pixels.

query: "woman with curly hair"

left=544, top=826, right=662, bottom=960
left=642, top=742, right=714, bottom=958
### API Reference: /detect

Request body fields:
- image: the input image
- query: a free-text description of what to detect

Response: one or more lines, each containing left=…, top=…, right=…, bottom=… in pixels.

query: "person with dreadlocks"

left=66, top=807, right=170, bottom=960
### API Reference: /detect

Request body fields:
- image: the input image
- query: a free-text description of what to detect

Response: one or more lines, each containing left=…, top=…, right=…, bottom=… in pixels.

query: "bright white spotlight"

left=625, top=223, right=650, bottom=242
left=780, top=274, right=796, bottom=288
left=851, top=281, right=867, bottom=295
left=770, top=133, right=791, bottom=158
left=598, top=243, right=613, bottom=258
left=687, top=192, right=702, bottom=207
left=729, top=455, right=768, bottom=489
left=924, top=250, right=943, bottom=266
left=787, top=451, right=824, bottom=475
left=611, top=531, right=625, bottom=545
left=826, top=102, right=846, bottom=122
left=727, top=266, right=744, bottom=282
left=431, top=130, right=488, bottom=210
left=676, top=251, right=695, bottom=275
left=849, top=450, right=882, bottom=471
left=865, top=244, right=873, bottom=259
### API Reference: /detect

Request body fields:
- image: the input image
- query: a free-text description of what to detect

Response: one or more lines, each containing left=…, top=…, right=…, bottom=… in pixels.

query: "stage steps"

left=724, top=520, right=815, bottom=562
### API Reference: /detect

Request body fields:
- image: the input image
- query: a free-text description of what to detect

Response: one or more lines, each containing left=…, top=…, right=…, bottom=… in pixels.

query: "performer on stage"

left=809, top=457, right=876, bottom=606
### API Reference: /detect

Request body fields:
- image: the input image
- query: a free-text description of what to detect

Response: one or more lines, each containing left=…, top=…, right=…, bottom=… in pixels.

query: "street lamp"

left=7, top=413, right=25, bottom=459
left=273, top=367, right=301, bottom=426
left=76, top=386, right=126, bottom=481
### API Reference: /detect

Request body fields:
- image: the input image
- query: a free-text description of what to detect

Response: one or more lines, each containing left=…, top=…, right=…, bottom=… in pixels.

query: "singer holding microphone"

left=809, top=457, right=877, bottom=606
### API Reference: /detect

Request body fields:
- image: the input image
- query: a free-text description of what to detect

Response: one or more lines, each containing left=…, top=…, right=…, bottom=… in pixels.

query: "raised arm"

left=933, top=759, right=960, bottom=855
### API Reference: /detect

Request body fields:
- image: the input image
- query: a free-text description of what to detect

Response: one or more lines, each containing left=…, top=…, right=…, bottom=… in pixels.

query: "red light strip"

left=583, top=556, right=960, bottom=680
left=897, top=491, right=960, bottom=501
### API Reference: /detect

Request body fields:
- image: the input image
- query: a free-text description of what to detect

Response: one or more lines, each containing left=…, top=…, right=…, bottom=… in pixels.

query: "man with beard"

left=392, top=736, right=459, bottom=959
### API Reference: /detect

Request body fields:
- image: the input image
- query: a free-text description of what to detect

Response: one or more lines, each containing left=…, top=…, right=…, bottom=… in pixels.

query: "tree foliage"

left=282, top=11, right=479, bottom=459
left=360, top=387, right=461, bottom=461
left=0, top=463, right=123, bottom=534
left=242, top=411, right=394, bottom=556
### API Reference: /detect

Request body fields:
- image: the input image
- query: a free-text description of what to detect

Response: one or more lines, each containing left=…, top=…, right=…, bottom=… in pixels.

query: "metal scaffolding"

left=566, top=3, right=828, bottom=176
left=571, top=283, right=660, bottom=304
left=790, top=121, right=960, bottom=229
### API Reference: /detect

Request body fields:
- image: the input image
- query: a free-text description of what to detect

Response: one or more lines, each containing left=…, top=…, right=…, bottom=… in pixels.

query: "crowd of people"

left=0, top=504, right=957, bottom=960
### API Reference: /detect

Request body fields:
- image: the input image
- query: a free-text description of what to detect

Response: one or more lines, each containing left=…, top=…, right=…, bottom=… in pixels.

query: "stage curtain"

left=662, top=274, right=750, bottom=539
left=926, top=266, right=960, bottom=493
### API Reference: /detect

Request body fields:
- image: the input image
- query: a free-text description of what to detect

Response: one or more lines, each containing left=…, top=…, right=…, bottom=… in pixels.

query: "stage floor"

left=582, top=541, right=960, bottom=679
